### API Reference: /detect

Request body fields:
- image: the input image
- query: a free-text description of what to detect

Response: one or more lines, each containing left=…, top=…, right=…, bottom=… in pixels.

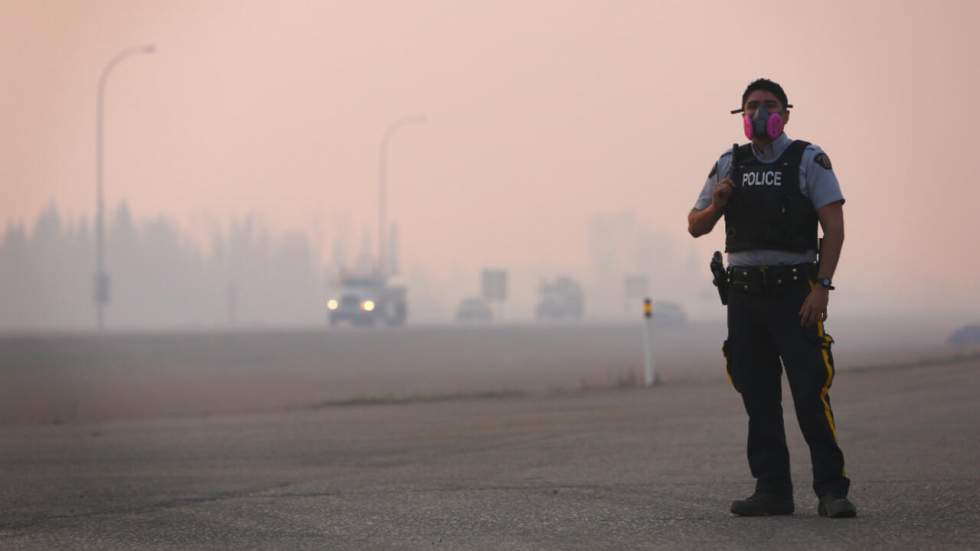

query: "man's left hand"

left=799, top=286, right=830, bottom=327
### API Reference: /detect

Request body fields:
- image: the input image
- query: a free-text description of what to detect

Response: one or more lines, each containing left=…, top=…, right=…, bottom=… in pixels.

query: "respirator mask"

left=731, top=103, right=791, bottom=140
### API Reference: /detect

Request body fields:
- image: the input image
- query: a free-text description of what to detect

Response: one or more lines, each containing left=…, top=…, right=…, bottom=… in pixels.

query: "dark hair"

left=741, top=78, right=791, bottom=111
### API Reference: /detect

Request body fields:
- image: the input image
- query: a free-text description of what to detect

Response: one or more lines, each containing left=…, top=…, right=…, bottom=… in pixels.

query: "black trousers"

left=723, top=280, right=850, bottom=498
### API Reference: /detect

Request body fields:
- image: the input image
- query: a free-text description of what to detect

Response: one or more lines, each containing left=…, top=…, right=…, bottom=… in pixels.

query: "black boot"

left=818, top=494, right=857, bottom=518
left=731, top=492, right=795, bottom=516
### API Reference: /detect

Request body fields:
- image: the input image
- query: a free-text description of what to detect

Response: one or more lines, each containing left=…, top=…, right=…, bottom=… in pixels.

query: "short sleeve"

left=694, top=151, right=732, bottom=210
left=801, top=145, right=845, bottom=209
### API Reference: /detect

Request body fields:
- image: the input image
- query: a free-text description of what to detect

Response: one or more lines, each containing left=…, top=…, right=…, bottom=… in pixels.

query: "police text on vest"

left=742, top=171, right=782, bottom=187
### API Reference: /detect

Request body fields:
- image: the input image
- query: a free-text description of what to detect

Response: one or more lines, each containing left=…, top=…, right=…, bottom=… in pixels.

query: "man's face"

left=743, top=89, right=789, bottom=122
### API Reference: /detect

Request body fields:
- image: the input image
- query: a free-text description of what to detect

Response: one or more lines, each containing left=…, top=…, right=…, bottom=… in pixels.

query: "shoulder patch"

left=708, top=162, right=718, bottom=178
left=814, top=152, right=833, bottom=170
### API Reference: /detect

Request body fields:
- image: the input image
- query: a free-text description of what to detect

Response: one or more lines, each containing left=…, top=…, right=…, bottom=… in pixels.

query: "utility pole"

left=94, top=44, right=155, bottom=330
left=378, top=115, right=425, bottom=276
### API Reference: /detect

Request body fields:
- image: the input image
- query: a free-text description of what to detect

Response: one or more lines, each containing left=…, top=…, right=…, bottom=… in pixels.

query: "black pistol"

left=710, top=251, right=729, bottom=305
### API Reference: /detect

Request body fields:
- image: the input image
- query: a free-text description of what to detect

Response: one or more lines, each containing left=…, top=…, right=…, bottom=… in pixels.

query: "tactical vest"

left=724, top=140, right=818, bottom=253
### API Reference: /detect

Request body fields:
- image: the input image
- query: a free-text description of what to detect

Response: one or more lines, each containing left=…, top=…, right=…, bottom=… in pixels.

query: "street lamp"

left=94, top=44, right=155, bottom=331
left=378, top=114, right=425, bottom=277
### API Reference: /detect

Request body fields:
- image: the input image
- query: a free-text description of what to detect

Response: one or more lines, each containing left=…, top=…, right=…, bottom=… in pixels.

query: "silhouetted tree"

left=0, top=203, right=326, bottom=331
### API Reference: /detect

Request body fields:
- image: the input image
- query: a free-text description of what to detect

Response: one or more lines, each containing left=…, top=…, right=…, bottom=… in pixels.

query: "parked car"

left=535, top=277, right=584, bottom=321
left=455, top=297, right=493, bottom=323
left=947, top=324, right=980, bottom=346
left=651, top=301, right=688, bottom=326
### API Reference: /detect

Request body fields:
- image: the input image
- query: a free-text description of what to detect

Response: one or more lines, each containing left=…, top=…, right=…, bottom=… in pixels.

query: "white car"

left=327, top=274, right=407, bottom=327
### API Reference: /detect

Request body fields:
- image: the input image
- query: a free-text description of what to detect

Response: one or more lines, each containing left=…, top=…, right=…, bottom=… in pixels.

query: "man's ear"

left=782, top=110, right=791, bottom=125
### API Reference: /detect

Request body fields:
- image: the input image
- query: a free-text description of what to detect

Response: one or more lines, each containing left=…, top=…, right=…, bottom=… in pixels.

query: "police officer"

left=688, top=78, right=857, bottom=518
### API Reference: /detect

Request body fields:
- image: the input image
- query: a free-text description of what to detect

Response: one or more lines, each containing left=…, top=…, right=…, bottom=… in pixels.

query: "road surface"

left=1, top=353, right=977, bottom=549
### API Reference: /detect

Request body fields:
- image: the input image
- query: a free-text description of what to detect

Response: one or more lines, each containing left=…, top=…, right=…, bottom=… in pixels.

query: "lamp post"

left=94, top=44, right=155, bottom=330
left=378, top=115, right=425, bottom=277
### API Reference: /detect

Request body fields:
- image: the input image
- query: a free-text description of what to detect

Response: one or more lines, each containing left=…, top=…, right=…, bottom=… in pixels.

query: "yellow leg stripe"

left=723, top=342, right=736, bottom=389
left=816, top=319, right=839, bottom=441
left=808, top=280, right=839, bottom=440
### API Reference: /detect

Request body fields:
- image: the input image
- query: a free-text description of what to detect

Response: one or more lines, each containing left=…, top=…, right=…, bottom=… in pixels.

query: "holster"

left=710, top=251, right=729, bottom=305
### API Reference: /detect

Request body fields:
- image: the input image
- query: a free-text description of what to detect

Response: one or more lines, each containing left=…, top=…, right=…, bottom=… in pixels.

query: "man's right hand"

left=711, top=178, right=734, bottom=209
left=688, top=178, right=734, bottom=238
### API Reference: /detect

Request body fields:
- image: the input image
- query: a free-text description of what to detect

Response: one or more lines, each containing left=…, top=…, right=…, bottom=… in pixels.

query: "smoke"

left=0, top=203, right=712, bottom=330
left=0, top=203, right=327, bottom=330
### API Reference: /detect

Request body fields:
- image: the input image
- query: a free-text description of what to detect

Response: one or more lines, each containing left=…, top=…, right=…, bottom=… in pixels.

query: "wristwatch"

left=817, top=277, right=835, bottom=290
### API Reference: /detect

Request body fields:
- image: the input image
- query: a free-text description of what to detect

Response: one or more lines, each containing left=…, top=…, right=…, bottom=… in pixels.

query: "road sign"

left=481, top=269, right=508, bottom=302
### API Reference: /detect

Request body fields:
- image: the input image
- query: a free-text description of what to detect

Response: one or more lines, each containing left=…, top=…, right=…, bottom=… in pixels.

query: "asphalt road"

left=1, top=356, right=978, bottom=549
left=0, top=319, right=955, bottom=425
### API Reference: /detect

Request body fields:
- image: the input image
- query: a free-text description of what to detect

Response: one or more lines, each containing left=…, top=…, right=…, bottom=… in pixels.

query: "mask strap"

left=730, top=104, right=793, bottom=115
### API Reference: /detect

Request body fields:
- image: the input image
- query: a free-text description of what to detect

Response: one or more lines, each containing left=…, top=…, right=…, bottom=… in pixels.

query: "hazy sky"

left=2, top=0, right=979, bottom=319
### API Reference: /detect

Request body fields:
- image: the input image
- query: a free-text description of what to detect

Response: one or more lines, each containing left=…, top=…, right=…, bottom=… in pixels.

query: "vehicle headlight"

left=361, top=300, right=375, bottom=312
left=327, top=299, right=339, bottom=311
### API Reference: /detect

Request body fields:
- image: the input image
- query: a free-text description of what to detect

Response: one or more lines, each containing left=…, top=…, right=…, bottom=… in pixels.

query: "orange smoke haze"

left=2, top=0, right=979, bottom=323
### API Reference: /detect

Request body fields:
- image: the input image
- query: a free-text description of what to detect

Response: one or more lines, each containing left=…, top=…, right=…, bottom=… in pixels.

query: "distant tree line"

left=0, top=203, right=326, bottom=331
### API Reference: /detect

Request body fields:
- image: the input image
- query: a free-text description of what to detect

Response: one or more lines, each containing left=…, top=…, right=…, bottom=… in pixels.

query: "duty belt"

left=727, top=263, right=817, bottom=294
